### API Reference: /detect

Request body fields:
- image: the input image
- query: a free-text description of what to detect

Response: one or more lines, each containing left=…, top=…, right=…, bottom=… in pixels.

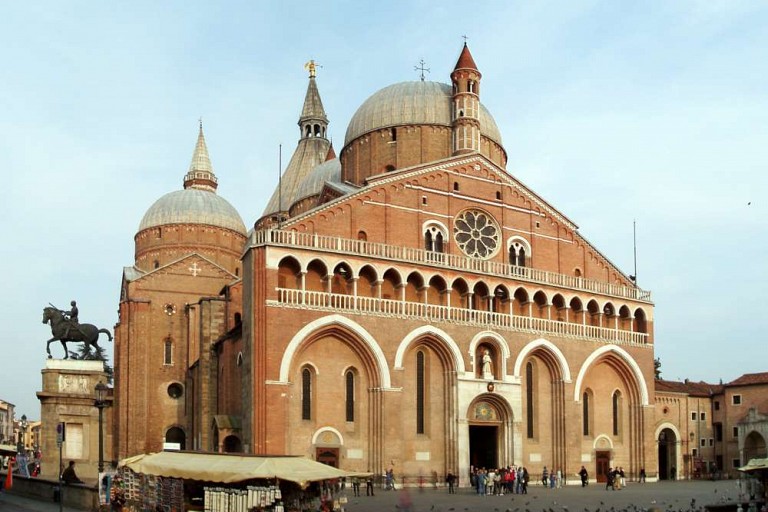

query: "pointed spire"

left=325, top=143, right=336, bottom=162
left=454, top=42, right=479, bottom=72
left=184, top=120, right=218, bottom=192
left=299, top=63, right=329, bottom=140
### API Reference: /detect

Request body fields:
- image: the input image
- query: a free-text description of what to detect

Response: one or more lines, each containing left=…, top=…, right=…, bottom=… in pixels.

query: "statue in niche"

left=481, top=349, right=493, bottom=380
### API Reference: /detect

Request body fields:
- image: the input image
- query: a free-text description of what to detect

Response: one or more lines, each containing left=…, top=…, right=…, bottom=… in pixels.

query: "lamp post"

left=94, top=381, right=108, bottom=473
left=17, top=414, right=27, bottom=454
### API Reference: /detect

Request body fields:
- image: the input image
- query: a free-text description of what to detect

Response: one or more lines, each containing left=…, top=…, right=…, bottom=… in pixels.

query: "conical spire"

left=325, top=143, right=336, bottom=162
left=453, top=42, right=479, bottom=73
left=184, top=121, right=218, bottom=192
left=299, top=61, right=328, bottom=140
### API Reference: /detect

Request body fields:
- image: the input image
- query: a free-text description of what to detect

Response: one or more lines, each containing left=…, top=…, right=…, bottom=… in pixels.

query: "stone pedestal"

left=36, top=359, right=112, bottom=482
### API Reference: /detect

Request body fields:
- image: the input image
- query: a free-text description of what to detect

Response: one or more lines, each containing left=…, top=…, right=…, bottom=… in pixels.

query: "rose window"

left=454, top=210, right=500, bottom=259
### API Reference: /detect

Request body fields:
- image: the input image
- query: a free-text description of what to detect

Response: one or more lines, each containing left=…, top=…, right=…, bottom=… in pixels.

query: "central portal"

left=469, top=425, right=498, bottom=469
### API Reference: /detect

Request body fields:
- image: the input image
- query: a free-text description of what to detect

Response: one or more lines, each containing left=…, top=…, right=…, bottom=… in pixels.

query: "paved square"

left=343, top=480, right=749, bottom=512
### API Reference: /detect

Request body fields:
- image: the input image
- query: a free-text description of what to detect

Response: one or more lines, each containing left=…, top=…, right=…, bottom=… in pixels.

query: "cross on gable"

left=188, top=262, right=201, bottom=277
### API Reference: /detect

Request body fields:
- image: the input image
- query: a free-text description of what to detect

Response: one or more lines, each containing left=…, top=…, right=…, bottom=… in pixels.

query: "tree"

left=654, top=357, right=662, bottom=380
left=68, top=344, right=114, bottom=384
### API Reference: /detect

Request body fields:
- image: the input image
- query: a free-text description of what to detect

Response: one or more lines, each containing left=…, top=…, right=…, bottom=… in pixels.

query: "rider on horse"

left=60, top=300, right=81, bottom=339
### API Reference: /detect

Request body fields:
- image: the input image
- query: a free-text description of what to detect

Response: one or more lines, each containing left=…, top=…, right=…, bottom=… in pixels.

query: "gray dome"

left=294, top=158, right=342, bottom=202
left=344, top=81, right=503, bottom=147
left=139, top=188, right=246, bottom=235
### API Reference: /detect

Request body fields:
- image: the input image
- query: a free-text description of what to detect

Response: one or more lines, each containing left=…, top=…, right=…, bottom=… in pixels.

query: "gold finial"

left=304, top=60, right=318, bottom=78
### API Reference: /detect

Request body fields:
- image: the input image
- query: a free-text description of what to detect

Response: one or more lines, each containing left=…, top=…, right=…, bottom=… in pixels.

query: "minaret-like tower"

left=183, top=121, right=219, bottom=192
left=451, top=43, right=482, bottom=155
left=259, top=61, right=331, bottom=224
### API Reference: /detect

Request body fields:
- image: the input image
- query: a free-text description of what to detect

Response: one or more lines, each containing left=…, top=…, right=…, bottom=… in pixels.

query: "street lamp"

left=17, top=414, right=27, bottom=454
left=94, top=381, right=109, bottom=473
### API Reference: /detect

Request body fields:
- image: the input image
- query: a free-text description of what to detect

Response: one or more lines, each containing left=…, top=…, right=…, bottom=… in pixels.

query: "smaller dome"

left=139, top=188, right=246, bottom=235
left=293, top=158, right=342, bottom=203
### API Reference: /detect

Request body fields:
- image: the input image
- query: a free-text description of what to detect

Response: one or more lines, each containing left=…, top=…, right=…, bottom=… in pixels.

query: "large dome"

left=344, top=81, right=503, bottom=147
left=138, top=188, right=246, bottom=235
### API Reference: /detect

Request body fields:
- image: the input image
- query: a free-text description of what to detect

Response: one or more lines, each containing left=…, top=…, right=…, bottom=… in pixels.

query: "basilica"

left=113, top=44, right=760, bottom=484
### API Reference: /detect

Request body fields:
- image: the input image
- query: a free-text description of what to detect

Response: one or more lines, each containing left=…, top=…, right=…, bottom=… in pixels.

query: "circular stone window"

left=167, top=383, right=184, bottom=399
left=454, top=210, right=500, bottom=259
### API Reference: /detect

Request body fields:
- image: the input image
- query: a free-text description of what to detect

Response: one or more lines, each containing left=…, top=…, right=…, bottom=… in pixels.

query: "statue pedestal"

left=36, top=359, right=110, bottom=482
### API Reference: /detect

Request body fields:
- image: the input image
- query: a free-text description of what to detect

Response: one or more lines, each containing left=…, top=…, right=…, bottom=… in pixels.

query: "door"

left=595, top=451, right=610, bottom=483
left=316, top=448, right=339, bottom=467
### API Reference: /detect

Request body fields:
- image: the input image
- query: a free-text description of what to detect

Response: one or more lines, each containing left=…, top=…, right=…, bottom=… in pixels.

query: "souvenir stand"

left=117, top=451, right=353, bottom=512
left=738, top=458, right=768, bottom=506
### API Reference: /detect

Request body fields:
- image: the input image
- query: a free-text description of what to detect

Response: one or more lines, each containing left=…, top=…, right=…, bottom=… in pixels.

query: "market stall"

left=738, top=458, right=768, bottom=503
left=116, top=451, right=355, bottom=512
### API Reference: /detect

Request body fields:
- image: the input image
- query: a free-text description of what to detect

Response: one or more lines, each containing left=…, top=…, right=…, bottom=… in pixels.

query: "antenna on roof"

left=629, top=220, right=638, bottom=286
left=278, top=144, right=282, bottom=229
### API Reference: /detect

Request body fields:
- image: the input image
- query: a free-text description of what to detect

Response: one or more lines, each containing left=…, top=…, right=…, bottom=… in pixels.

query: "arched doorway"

left=165, top=426, right=186, bottom=450
left=658, top=428, right=677, bottom=480
left=468, top=395, right=512, bottom=470
left=314, top=429, right=342, bottom=468
left=223, top=435, right=243, bottom=453
left=744, top=431, right=767, bottom=461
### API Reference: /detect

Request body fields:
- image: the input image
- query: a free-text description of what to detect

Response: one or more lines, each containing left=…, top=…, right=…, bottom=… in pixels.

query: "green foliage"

left=654, top=357, right=662, bottom=380
left=68, top=344, right=114, bottom=384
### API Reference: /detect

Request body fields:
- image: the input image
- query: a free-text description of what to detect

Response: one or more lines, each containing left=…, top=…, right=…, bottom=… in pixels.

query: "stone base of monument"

left=36, top=359, right=111, bottom=483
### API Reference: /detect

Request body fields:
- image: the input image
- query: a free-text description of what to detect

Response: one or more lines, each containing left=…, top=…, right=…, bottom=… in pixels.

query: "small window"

left=167, top=383, right=183, bottom=399
left=345, top=370, right=355, bottom=422
left=357, top=231, right=367, bottom=241
left=385, top=164, right=396, bottom=172
left=535, top=221, right=540, bottom=228
left=692, top=448, right=698, bottom=457
left=164, top=339, right=172, bottom=365
left=691, top=412, right=698, bottom=421
left=422, top=196, right=427, bottom=205
left=453, top=182, right=459, bottom=191
left=733, top=426, right=739, bottom=438
left=154, top=260, right=160, bottom=269
left=700, top=412, right=706, bottom=422
left=709, top=438, right=714, bottom=447
left=732, top=459, right=741, bottom=469
left=700, top=438, right=706, bottom=447
left=235, top=268, right=239, bottom=277
left=391, top=128, right=397, bottom=141
left=302, top=368, right=312, bottom=420
left=236, top=352, right=243, bottom=367
left=732, top=394, right=742, bottom=405
left=714, top=401, right=720, bottom=411
left=495, top=191, right=501, bottom=200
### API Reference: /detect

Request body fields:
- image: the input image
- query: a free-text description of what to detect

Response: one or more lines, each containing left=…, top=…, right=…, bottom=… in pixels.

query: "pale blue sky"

left=2, top=1, right=766, bottom=418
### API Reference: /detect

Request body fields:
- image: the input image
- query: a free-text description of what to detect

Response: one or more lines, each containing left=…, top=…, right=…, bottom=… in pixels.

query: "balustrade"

left=251, top=229, right=652, bottom=302
left=273, top=288, right=649, bottom=346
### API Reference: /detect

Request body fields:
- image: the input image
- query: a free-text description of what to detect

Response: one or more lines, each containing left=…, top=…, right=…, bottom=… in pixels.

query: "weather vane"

left=304, top=60, right=322, bottom=78
left=414, top=59, right=430, bottom=81
left=462, top=35, right=468, bottom=44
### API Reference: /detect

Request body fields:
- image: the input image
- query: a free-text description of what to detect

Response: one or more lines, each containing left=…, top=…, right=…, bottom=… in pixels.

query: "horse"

left=42, top=306, right=113, bottom=359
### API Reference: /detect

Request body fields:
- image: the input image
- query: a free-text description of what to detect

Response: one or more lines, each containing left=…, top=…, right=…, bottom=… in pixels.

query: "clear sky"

left=2, top=1, right=766, bottom=419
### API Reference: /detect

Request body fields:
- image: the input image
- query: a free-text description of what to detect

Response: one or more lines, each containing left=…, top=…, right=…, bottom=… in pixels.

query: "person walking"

left=446, top=472, right=456, bottom=494
left=579, top=465, right=589, bottom=487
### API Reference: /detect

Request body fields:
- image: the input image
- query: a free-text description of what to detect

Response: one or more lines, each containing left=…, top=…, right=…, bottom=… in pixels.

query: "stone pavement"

left=0, top=479, right=748, bottom=511
left=0, top=490, right=87, bottom=512
left=340, top=480, right=747, bottom=512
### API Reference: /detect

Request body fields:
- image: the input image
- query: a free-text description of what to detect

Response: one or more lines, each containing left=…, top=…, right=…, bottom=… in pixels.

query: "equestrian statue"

left=42, top=301, right=112, bottom=359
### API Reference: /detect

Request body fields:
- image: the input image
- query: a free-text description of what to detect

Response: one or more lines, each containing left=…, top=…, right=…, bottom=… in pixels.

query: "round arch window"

left=454, top=210, right=500, bottom=259
left=167, top=383, right=184, bottom=399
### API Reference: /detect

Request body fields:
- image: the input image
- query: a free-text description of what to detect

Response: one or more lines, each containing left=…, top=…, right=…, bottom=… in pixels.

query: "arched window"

left=509, top=237, right=531, bottom=268
left=424, top=223, right=447, bottom=254
left=583, top=392, right=590, bottom=436
left=526, top=361, right=535, bottom=438
left=301, top=368, right=312, bottom=420
left=164, top=338, right=172, bottom=365
left=345, top=370, right=355, bottom=422
left=165, top=427, right=186, bottom=450
left=417, top=351, right=425, bottom=434
left=613, top=391, right=622, bottom=436
left=154, top=260, right=160, bottom=269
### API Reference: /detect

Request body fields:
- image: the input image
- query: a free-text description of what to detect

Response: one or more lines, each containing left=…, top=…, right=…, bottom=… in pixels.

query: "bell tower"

left=451, top=43, right=482, bottom=155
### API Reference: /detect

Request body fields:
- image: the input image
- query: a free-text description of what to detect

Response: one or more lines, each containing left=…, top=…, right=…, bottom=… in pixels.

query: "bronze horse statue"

left=42, top=306, right=112, bottom=359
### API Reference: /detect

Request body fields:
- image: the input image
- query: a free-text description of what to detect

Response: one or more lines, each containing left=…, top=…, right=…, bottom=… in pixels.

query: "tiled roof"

left=655, top=379, right=722, bottom=397
left=727, top=372, right=768, bottom=387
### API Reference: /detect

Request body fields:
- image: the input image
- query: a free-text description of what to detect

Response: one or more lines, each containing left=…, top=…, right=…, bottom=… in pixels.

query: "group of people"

left=541, top=466, right=566, bottom=488
left=469, top=465, right=531, bottom=495
left=605, top=466, right=627, bottom=490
